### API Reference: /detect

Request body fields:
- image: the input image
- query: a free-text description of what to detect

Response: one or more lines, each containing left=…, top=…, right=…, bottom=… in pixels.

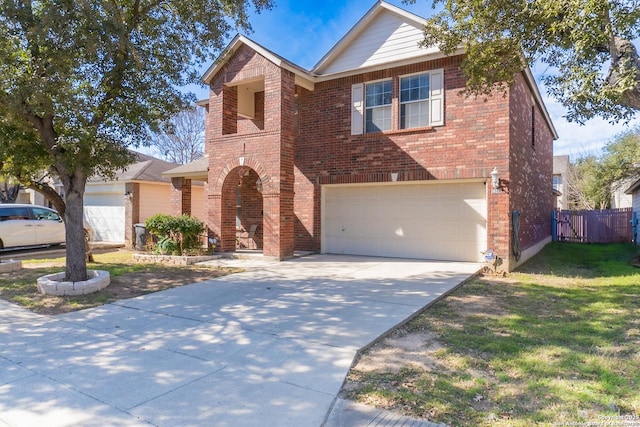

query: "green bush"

left=144, top=214, right=205, bottom=255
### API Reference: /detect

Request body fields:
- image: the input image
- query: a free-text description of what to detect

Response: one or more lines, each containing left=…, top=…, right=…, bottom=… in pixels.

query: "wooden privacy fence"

left=552, top=208, right=633, bottom=243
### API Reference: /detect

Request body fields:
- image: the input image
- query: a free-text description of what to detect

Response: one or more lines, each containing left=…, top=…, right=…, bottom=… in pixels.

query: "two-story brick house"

left=164, top=1, right=558, bottom=271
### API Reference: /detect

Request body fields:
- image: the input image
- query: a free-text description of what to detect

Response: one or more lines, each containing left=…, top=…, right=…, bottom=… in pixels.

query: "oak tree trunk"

left=61, top=174, right=88, bottom=282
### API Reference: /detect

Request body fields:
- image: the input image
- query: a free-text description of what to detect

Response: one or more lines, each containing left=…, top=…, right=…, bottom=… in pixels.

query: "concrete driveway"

left=0, top=254, right=480, bottom=427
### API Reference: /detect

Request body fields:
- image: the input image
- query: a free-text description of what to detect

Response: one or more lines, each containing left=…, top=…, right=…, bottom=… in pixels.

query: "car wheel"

left=0, top=239, right=3, bottom=250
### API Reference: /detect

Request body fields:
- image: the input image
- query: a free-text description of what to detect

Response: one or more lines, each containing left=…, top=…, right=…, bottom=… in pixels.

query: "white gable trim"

left=313, top=49, right=462, bottom=82
left=312, top=1, right=430, bottom=75
left=201, top=35, right=315, bottom=91
left=198, top=3, right=557, bottom=139
left=524, top=68, right=559, bottom=140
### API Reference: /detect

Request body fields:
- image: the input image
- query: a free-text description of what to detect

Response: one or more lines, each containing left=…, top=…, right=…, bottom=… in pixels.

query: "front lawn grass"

left=344, top=243, right=640, bottom=426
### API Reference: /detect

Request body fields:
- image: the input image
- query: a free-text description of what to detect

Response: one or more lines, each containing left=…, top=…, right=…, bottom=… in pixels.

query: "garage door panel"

left=323, top=182, right=487, bottom=262
left=84, top=206, right=125, bottom=243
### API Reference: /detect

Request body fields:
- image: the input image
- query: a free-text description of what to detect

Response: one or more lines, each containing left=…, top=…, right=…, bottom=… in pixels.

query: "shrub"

left=144, top=214, right=205, bottom=255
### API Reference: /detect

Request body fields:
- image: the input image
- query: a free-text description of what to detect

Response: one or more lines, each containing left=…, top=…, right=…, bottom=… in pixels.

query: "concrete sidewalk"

left=0, top=254, right=479, bottom=426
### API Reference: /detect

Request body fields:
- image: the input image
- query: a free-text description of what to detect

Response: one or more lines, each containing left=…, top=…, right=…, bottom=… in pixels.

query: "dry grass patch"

left=342, top=243, right=640, bottom=426
left=0, top=249, right=242, bottom=315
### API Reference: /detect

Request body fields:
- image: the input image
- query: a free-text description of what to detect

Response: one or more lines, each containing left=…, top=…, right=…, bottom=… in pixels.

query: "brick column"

left=124, top=182, right=140, bottom=249
left=170, top=177, right=192, bottom=216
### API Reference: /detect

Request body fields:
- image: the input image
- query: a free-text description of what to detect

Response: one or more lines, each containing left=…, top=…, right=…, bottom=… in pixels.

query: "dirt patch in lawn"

left=0, top=249, right=243, bottom=315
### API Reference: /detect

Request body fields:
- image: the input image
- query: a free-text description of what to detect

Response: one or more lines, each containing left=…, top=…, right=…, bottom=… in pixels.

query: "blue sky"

left=188, top=0, right=640, bottom=159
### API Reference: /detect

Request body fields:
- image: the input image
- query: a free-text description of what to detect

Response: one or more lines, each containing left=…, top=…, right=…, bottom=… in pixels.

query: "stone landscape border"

left=37, top=270, right=110, bottom=296
left=132, top=253, right=221, bottom=265
left=0, top=260, right=22, bottom=273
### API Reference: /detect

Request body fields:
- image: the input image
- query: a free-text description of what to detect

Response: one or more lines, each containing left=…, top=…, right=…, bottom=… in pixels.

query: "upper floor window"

left=365, top=80, right=392, bottom=133
left=400, top=73, right=430, bottom=129
left=350, top=68, right=444, bottom=136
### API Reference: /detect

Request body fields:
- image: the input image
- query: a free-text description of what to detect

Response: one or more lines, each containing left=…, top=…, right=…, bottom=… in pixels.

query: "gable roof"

left=200, top=0, right=557, bottom=139
left=201, top=34, right=315, bottom=91
left=312, top=1, right=446, bottom=77
left=162, top=156, right=209, bottom=180
left=88, top=151, right=180, bottom=184
left=625, top=177, right=640, bottom=194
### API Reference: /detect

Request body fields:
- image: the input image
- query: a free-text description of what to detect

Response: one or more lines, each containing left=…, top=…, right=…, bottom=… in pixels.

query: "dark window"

left=0, top=206, right=30, bottom=221
left=32, top=207, right=60, bottom=221
left=531, top=105, right=536, bottom=148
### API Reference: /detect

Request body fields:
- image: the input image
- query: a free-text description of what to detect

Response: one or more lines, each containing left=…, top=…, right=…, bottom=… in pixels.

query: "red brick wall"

left=170, top=177, right=192, bottom=216
left=204, top=45, right=295, bottom=259
left=294, top=55, right=512, bottom=258
left=204, top=45, right=553, bottom=267
left=508, top=73, right=554, bottom=263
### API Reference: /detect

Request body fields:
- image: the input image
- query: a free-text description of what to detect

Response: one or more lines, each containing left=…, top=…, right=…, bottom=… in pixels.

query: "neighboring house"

left=625, top=178, right=640, bottom=216
left=611, top=177, right=634, bottom=209
left=85, top=151, right=205, bottom=246
left=553, top=155, right=570, bottom=209
left=15, top=188, right=48, bottom=206
left=165, top=1, right=558, bottom=271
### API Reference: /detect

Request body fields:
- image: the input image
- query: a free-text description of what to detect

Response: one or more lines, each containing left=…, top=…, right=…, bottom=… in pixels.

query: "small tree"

left=566, top=155, right=609, bottom=210
left=599, top=126, right=640, bottom=184
left=149, top=106, right=205, bottom=164
left=565, top=126, right=640, bottom=209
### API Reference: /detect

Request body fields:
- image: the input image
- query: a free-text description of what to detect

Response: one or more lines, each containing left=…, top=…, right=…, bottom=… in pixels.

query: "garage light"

left=491, top=167, right=503, bottom=193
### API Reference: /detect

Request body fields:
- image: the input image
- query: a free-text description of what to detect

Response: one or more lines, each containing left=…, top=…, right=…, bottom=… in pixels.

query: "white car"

left=0, top=204, right=66, bottom=250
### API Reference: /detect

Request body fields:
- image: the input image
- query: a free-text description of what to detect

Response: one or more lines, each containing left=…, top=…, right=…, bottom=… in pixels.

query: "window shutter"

left=351, top=83, right=364, bottom=135
left=429, top=69, right=444, bottom=126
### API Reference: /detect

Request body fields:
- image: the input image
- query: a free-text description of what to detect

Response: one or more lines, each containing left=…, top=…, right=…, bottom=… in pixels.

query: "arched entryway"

left=221, top=166, right=264, bottom=252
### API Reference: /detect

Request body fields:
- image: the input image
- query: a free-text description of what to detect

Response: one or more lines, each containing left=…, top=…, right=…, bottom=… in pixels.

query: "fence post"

left=551, top=210, right=557, bottom=242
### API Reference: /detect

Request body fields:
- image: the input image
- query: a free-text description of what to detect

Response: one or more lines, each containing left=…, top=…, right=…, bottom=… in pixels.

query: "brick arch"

left=213, top=157, right=273, bottom=194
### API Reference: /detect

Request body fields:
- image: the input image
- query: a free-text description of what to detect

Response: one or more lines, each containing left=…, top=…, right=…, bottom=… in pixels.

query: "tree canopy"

left=0, top=0, right=273, bottom=280
left=566, top=126, right=640, bottom=209
left=415, top=0, right=640, bottom=123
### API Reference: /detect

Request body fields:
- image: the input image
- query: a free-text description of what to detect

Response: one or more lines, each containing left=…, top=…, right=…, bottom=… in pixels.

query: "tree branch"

left=19, top=175, right=65, bottom=216
left=606, top=37, right=640, bottom=110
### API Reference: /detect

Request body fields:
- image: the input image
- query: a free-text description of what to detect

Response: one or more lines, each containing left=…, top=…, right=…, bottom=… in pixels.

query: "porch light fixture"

left=491, top=167, right=499, bottom=189
left=124, top=190, right=132, bottom=198
left=491, top=167, right=503, bottom=193
left=256, top=178, right=263, bottom=193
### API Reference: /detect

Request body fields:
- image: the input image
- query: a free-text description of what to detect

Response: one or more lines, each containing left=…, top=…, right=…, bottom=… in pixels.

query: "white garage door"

left=323, top=181, right=487, bottom=262
left=84, top=192, right=126, bottom=243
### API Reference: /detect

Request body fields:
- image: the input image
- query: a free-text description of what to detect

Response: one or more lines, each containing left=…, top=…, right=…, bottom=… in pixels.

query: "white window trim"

left=399, top=71, right=430, bottom=130
left=350, top=68, right=444, bottom=135
left=364, top=79, right=393, bottom=134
